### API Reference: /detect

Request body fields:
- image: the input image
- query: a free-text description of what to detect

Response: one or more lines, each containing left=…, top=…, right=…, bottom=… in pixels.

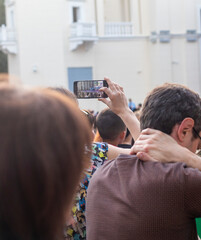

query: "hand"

left=99, top=77, right=140, bottom=141
left=98, top=77, right=131, bottom=116
left=130, top=128, right=182, bottom=163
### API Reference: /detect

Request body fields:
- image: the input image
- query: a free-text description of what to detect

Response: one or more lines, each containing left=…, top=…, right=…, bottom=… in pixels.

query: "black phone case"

left=74, top=80, right=108, bottom=99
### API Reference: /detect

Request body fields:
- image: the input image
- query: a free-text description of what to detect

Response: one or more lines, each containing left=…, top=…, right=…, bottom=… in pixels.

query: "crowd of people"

left=0, top=76, right=200, bottom=240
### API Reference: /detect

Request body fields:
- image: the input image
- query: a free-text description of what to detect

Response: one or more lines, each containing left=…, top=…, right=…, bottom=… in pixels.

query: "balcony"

left=104, top=22, right=134, bottom=37
left=69, top=22, right=134, bottom=51
left=69, top=22, right=98, bottom=51
left=4, top=0, right=15, bottom=7
left=0, top=25, right=17, bottom=54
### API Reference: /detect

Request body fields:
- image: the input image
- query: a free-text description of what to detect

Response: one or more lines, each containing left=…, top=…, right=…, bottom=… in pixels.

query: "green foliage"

left=0, top=0, right=8, bottom=73
left=196, top=218, right=201, bottom=237
left=0, top=0, right=5, bottom=25
left=0, top=52, right=7, bottom=73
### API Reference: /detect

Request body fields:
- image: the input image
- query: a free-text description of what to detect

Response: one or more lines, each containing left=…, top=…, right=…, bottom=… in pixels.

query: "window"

left=10, top=10, right=14, bottom=28
left=72, top=7, right=80, bottom=23
left=68, top=1, right=84, bottom=24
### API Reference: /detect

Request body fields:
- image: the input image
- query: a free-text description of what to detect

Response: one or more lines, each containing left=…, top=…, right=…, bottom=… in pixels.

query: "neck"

left=102, top=138, right=119, bottom=147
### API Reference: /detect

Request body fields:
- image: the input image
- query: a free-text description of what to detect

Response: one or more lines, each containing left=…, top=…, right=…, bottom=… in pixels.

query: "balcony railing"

left=70, top=22, right=97, bottom=38
left=69, top=22, right=98, bottom=51
left=104, top=22, right=134, bottom=37
left=69, top=22, right=134, bottom=50
left=0, top=25, right=15, bottom=42
left=0, top=25, right=17, bottom=54
left=5, top=0, right=15, bottom=6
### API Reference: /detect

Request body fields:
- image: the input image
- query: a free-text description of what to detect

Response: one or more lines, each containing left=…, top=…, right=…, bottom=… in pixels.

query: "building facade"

left=0, top=0, right=201, bottom=110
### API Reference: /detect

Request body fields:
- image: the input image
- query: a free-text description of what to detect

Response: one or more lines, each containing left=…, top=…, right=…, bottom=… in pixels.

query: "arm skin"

left=99, top=77, right=140, bottom=142
left=107, top=144, right=130, bottom=160
left=96, top=77, right=140, bottom=160
left=130, top=128, right=201, bottom=171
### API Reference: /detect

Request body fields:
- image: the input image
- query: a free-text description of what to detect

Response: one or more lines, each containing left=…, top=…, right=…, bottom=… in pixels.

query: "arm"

left=107, top=144, right=130, bottom=160
left=99, top=77, right=140, bottom=141
left=131, top=128, right=201, bottom=171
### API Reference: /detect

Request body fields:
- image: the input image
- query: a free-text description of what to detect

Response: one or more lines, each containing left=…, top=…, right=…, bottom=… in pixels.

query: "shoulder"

left=89, top=154, right=138, bottom=184
left=182, top=164, right=201, bottom=186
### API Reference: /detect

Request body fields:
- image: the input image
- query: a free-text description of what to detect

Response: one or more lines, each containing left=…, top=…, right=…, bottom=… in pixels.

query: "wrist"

left=118, top=107, right=133, bottom=119
left=175, top=146, right=189, bottom=163
left=185, top=149, right=201, bottom=170
left=175, top=146, right=199, bottom=168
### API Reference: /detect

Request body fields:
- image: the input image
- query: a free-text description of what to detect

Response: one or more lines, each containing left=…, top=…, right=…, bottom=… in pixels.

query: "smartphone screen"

left=74, top=80, right=108, bottom=99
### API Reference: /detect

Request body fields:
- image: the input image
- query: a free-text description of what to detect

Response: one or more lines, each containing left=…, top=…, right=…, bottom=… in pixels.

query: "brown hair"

left=48, top=87, right=78, bottom=105
left=140, top=83, right=201, bottom=137
left=96, top=108, right=126, bottom=141
left=0, top=73, right=9, bottom=83
left=0, top=84, right=91, bottom=240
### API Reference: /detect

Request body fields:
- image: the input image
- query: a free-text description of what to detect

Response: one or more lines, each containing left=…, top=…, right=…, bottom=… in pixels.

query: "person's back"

left=87, top=154, right=201, bottom=240
left=86, top=83, right=201, bottom=240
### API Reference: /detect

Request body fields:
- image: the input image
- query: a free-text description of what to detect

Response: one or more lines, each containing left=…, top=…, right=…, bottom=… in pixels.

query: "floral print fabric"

left=64, top=142, right=108, bottom=239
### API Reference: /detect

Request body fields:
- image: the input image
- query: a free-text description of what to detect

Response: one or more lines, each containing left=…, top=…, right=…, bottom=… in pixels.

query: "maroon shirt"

left=86, top=154, right=201, bottom=240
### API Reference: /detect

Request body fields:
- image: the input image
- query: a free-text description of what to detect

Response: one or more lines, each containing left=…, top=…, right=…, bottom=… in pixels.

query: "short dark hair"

left=0, top=85, right=91, bottom=240
left=140, top=83, right=201, bottom=138
left=96, top=108, right=126, bottom=141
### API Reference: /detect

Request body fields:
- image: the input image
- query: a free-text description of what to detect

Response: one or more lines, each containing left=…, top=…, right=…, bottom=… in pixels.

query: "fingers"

left=130, top=136, right=154, bottom=155
left=130, top=142, right=142, bottom=155
left=114, top=83, right=124, bottom=93
left=99, top=86, right=112, bottom=97
left=130, top=144, right=157, bottom=161
left=104, top=77, right=116, bottom=91
left=99, top=77, right=126, bottom=113
left=99, top=84, right=122, bottom=100
left=141, top=128, right=162, bottom=136
left=104, top=77, right=123, bottom=93
left=98, top=98, right=110, bottom=106
left=130, top=143, right=147, bottom=155
left=136, top=152, right=157, bottom=162
left=120, top=86, right=124, bottom=92
left=134, top=128, right=162, bottom=143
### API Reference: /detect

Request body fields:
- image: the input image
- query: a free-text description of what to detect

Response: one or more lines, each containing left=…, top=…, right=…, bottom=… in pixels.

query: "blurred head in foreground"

left=0, top=73, right=9, bottom=83
left=49, top=87, right=78, bottom=105
left=0, top=84, right=91, bottom=240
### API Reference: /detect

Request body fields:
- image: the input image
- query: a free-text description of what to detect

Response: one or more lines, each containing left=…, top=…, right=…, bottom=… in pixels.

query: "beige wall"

left=5, top=0, right=201, bottom=111
left=8, top=0, right=67, bottom=87
left=67, top=38, right=201, bottom=111
left=104, top=0, right=123, bottom=22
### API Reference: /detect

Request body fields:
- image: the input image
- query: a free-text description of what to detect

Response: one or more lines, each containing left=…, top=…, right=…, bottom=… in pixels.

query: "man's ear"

left=177, top=118, right=194, bottom=142
left=119, top=130, right=126, bottom=141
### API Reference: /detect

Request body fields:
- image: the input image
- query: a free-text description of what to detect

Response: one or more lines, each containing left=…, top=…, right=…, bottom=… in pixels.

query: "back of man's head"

left=140, top=83, right=201, bottom=139
left=96, top=108, right=126, bottom=145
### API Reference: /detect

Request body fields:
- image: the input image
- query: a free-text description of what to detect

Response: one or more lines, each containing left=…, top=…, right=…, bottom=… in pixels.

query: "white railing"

left=0, top=25, right=16, bottom=42
left=0, top=24, right=17, bottom=54
left=104, top=22, right=134, bottom=37
left=70, top=22, right=96, bottom=38
left=4, top=0, right=15, bottom=6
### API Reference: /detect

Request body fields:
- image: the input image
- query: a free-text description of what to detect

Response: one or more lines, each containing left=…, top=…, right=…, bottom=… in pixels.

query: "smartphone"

left=74, top=80, right=108, bottom=99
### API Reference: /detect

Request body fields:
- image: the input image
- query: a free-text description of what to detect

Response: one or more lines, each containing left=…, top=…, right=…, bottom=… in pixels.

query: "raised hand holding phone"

left=99, top=77, right=140, bottom=141
left=98, top=77, right=130, bottom=116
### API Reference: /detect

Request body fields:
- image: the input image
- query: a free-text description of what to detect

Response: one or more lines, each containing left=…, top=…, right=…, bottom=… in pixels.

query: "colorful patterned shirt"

left=64, top=142, right=108, bottom=240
